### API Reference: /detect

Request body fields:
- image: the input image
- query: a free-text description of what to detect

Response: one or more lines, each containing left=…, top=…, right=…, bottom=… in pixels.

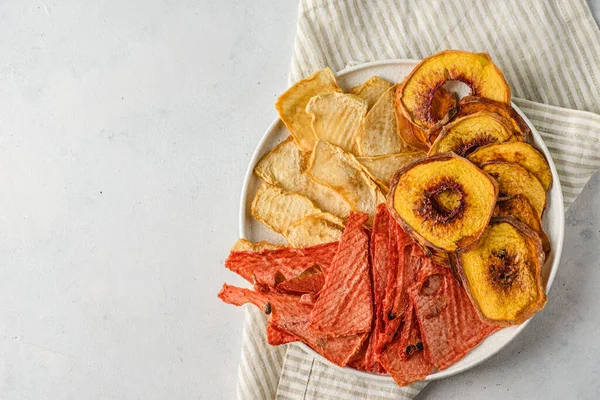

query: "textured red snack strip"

left=309, top=213, right=373, bottom=337
left=218, top=284, right=366, bottom=367
left=376, top=224, right=423, bottom=354
left=347, top=338, right=369, bottom=371
left=408, top=263, right=500, bottom=371
left=379, top=301, right=434, bottom=386
left=363, top=205, right=392, bottom=372
left=276, top=266, right=324, bottom=294
left=225, top=242, right=338, bottom=288
left=266, top=323, right=298, bottom=345
left=299, top=293, right=318, bottom=305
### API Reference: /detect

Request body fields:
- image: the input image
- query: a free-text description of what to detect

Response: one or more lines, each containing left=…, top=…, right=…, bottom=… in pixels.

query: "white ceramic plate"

left=239, top=60, right=565, bottom=381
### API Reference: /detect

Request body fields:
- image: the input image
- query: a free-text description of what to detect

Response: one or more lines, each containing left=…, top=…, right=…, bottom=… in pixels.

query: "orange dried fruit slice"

left=398, top=50, right=511, bottom=131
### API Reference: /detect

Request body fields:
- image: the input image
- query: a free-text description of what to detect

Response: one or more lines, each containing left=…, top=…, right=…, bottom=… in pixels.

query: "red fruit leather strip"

left=218, top=284, right=366, bottom=367
left=364, top=205, right=392, bottom=371
left=408, top=263, right=500, bottom=371
left=276, top=266, right=324, bottom=294
left=225, top=242, right=338, bottom=288
left=379, top=300, right=434, bottom=386
left=299, top=293, right=318, bottom=305
left=266, top=323, right=298, bottom=345
left=376, top=227, right=423, bottom=354
left=309, top=213, right=373, bottom=337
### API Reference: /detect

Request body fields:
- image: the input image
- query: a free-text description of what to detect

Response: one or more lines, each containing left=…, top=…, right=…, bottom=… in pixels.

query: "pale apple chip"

left=275, top=68, right=342, bottom=151
left=251, top=183, right=321, bottom=235
left=285, top=212, right=344, bottom=248
left=348, top=76, right=393, bottom=110
left=254, top=137, right=351, bottom=219
left=356, top=84, right=415, bottom=157
left=230, top=239, right=286, bottom=252
left=308, top=141, right=385, bottom=224
left=306, top=93, right=367, bottom=154
left=357, top=152, right=425, bottom=192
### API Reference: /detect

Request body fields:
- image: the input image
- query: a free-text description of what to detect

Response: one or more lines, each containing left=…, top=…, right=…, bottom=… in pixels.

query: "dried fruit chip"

left=347, top=340, right=370, bottom=371
left=398, top=50, right=510, bottom=131
left=266, top=323, right=298, bottom=345
left=254, top=138, right=351, bottom=219
left=309, top=141, right=385, bottom=224
left=218, top=284, right=367, bottom=367
left=309, top=213, right=373, bottom=336
left=379, top=241, right=424, bottom=353
left=364, top=205, right=394, bottom=370
left=225, top=241, right=338, bottom=287
left=454, top=217, right=547, bottom=326
left=396, top=87, right=457, bottom=151
left=230, top=238, right=286, bottom=252
left=379, top=221, right=414, bottom=349
left=306, top=93, right=367, bottom=154
left=481, top=161, right=547, bottom=217
left=275, top=68, right=342, bottom=151
left=299, top=293, right=318, bottom=305
left=285, top=212, right=344, bottom=248
left=357, top=152, right=425, bottom=192
left=494, top=194, right=551, bottom=256
left=276, top=266, right=325, bottom=294
left=428, top=112, right=518, bottom=157
left=378, top=302, right=434, bottom=386
left=468, top=142, right=552, bottom=190
left=356, top=85, right=415, bottom=157
left=408, top=263, right=499, bottom=370
left=251, top=182, right=320, bottom=235
left=457, top=95, right=531, bottom=139
left=389, top=153, right=498, bottom=252
left=348, top=76, right=393, bottom=110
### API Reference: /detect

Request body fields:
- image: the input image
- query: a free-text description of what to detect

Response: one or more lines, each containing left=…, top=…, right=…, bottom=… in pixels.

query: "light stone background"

left=0, top=1, right=598, bottom=399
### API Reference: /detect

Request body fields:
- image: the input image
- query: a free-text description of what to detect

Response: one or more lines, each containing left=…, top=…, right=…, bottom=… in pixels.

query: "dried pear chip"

left=306, top=93, right=367, bottom=154
left=348, top=76, right=393, bottom=110
left=275, top=68, right=342, bottom=151
left=308, top=141, right=385, bottom=223
left=285, top=212, right=344, bottom=248
left=230, top=239, right=286, bottom=252
left=357, top=84, right=418, bottom=157
left=251, top=182, right=320, bottom=234
left=357, top=152, right=425, bottom=192
left=254, top=137, right=351, bottom=219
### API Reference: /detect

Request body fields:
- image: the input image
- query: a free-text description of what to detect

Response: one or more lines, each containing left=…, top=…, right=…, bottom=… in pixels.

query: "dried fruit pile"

left=220, top=50, right=556, bottom=386
left=219, top=208, right=499, bottom=386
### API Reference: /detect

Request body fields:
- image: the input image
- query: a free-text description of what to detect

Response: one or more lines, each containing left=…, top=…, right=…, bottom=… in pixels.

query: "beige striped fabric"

left=277, top=345, right=427, bottom=399
left=236, top=1, right=600, bottom=399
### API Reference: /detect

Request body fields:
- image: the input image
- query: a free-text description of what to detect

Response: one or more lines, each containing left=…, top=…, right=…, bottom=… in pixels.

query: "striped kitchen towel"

left=236, top=1, right=600, bottom=399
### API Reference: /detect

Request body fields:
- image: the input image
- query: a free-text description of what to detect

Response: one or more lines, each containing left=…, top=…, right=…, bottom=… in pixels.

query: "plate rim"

left=238, top=59, right=565, bottom=382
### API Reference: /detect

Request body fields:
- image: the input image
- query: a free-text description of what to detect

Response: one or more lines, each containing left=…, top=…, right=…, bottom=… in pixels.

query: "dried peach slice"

left=428, top=111, right=520, bottom=157
left=398, top=50, right=511, bottom=131
left=453, top=217, right=547, bottom=326
left=396, top=87, right=457, bottom=151
left=388, top=153, right=498, bottom=252
left=457, top=96, right=530, bottom=139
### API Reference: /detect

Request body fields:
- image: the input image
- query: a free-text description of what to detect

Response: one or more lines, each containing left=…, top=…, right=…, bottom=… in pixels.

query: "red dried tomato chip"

left=218, top=284, right=366, bottom=367
left=309, top=213, right=373, bottom=337
left=408, top=263, right=499, bottom=371
left=225, top=242, right=338, bottom=288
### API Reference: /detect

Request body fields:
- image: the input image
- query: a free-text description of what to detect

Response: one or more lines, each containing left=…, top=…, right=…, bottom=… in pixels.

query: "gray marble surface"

left=0, top=1, right=598, bottom=399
